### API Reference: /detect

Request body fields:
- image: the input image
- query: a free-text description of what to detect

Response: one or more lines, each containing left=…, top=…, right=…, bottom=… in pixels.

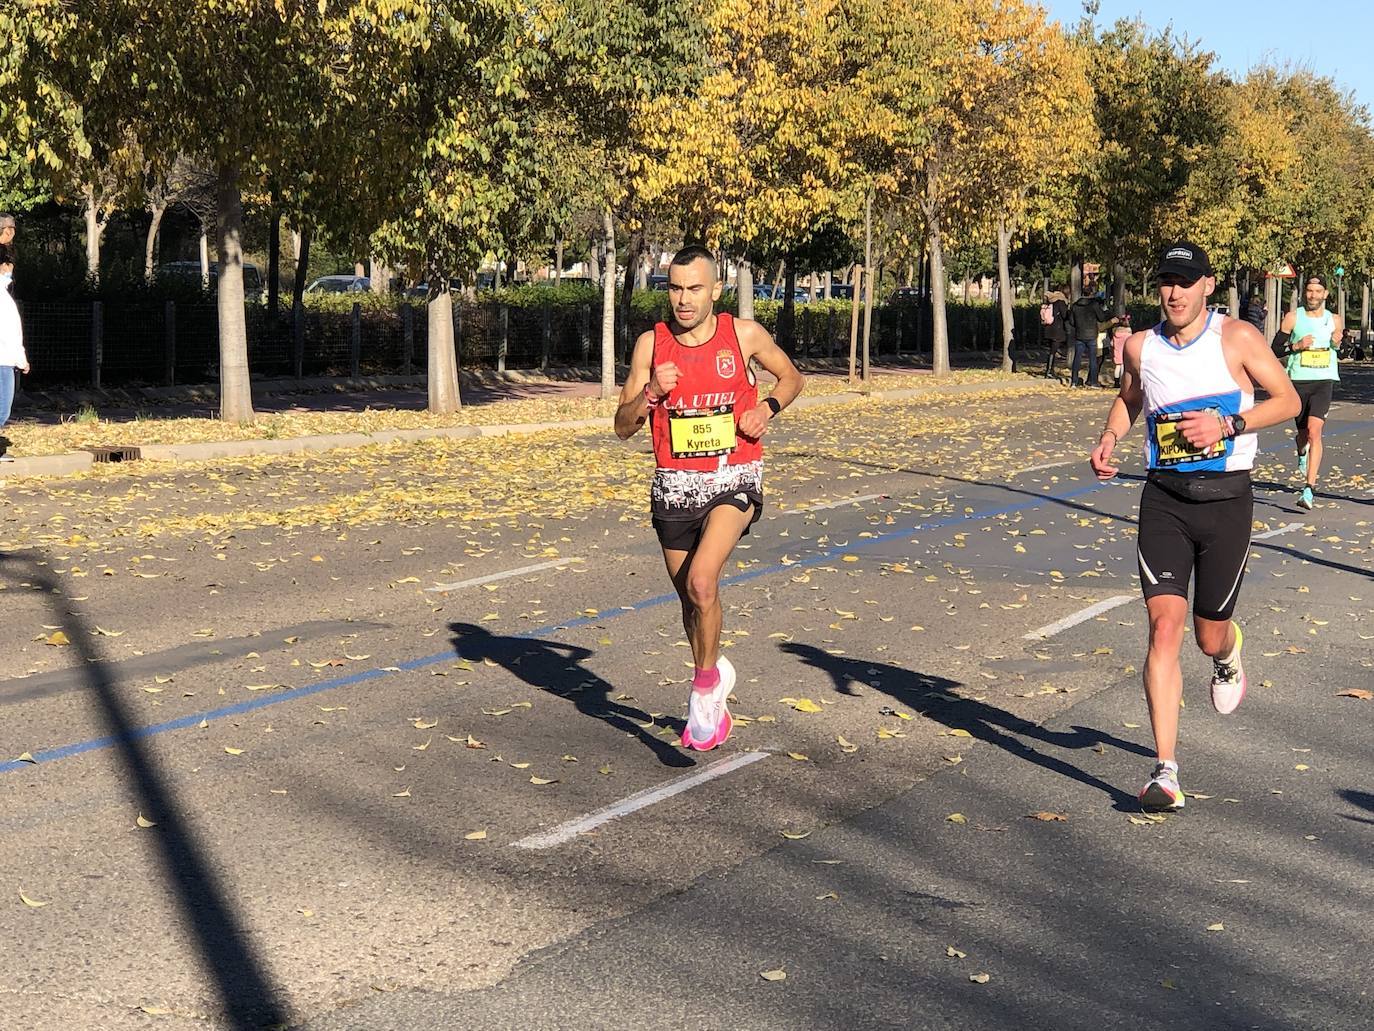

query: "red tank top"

left=649, top=313, right=761, bottom=472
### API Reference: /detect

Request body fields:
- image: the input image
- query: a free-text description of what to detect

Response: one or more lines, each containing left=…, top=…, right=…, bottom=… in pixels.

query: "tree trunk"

left=555, top=237, right=564, bottom=285
left=600, top=207, right=617, bottom=399
left=928, top=221, right=951, bottom=377
left=771, top=260, right=785, bottom=299
left=996, top=214, right=1014, bottom=373
left=1362, top=281, right=1370, bottom=339
left=1112, top=259, right=1127, bottom=313
left=822, top=270, right=832, bottom=300
left=588, top=230, right=601, bottom=285
left=267, top=193, right=281, bottom=312
left=619, top=229, right=644, bottom=362
left=291, top=225, right=312, bottom=312
left=84, top=185, right=103, bottom=286
left=1228, top=277, right=1239, bottom=321
left=216, top=163, right=254, bottom=423
left=426, top=286, right=461, bottom=413
left=848, top=263, right=862, bottom=383
left=1070, top=257, right=1083, bottom=302
left=199, top=230, right=211, bottom=289
left=1338, top=281, right=1346, bottom=323
left=291, top=229, right=302, bottom=265
left=1264, top=276, right=1279, bottom=342
left=144, top=200, right=167, bottom=284
left=862, top=192, right=874, bottom=380
left=354, top=261, right=366, bottom=279
left=370, top=256, right=388, bottom=295
left=780, top=256, right=797, bottom=352
left=737, top=260, right=755, bottom=321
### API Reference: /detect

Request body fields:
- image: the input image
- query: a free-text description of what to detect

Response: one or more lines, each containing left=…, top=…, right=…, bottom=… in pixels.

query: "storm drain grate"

left=82, top=445, right=142, bottom=463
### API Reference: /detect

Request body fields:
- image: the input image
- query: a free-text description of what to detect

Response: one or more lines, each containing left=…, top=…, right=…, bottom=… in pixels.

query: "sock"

left=692, top=666, right=720, bottom=691
left=1216, top=622, right=1241, bottom=665
left=1158, top=759, right=1178, bottom=773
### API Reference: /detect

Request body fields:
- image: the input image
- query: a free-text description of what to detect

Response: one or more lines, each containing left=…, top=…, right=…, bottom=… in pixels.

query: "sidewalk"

left=1, top=362, right=1052, bottom=479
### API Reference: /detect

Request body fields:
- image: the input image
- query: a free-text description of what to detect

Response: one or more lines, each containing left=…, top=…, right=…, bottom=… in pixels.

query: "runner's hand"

left=737, top=404, right=772, bottom=439
left=1296, top=334, right=1314, bottom=350
left=1177, top=409, right=1225, bottom=450
left=1089, top=435, right=1118, bottom=480
left=648, top=362, right=679, bottom=399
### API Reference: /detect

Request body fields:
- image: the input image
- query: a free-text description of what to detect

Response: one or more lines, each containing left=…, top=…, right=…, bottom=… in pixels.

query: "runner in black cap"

left=1090, top=241, right=1299, bottom=811
left=1278, top=273, right=1342, bottom=510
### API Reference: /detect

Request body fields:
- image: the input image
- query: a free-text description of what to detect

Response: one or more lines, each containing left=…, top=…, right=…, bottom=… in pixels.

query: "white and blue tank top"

left=1140, top=314, right=1255, bottom=473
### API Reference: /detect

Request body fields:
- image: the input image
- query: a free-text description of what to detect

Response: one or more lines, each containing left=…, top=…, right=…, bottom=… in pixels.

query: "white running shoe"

left=682, top=656, right=736, bottom=751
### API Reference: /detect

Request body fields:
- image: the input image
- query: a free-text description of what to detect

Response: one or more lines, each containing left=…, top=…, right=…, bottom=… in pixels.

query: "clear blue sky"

left=1039, top=0, right=1374, bottom=113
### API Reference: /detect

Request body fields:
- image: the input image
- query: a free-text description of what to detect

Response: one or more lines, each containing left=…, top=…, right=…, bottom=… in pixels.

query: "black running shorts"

left=1294, top=380, right=1334, bottom=427
left=1137, top=472, right=1253, bottom=622
left=653, top=490, right=763, bottom=552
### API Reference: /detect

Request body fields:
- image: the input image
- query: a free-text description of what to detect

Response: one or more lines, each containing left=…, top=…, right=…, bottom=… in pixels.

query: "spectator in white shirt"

left=0, top=241, right=30, bottom=460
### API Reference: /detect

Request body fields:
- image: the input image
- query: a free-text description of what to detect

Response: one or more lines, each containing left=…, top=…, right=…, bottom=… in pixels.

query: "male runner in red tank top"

left=615, top=245, right=805, bottom=750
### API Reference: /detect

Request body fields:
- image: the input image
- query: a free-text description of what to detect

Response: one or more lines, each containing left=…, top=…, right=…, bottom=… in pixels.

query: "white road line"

left=511, top=751, right=771, bottom=850
left=425, top=557, right=583, bottom=593
left=1253, top=522, right=1305, bottom=541
left=1023, top=595, right=1135, bottom=640
left=788, top=492, right=888, bottom=514
left=1015, top=459, right=1077, bottom=476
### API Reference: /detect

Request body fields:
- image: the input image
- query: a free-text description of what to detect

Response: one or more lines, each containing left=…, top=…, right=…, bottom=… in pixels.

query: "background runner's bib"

left=1139, top=314, right=1255, bottom=473
left=1287, top=307, right=1340, bottom=382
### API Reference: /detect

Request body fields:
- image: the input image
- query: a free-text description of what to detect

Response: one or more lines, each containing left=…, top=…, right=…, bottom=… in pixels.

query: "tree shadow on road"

left=780, top=641, right=1145, bottom=811
left=0, top=554, right=286, bottom=1030
left=448, top=621, right=694, bottom=769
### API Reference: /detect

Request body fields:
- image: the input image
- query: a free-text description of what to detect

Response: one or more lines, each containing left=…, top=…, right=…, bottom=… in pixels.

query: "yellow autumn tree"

left=636, top=0, right=850, bottom=330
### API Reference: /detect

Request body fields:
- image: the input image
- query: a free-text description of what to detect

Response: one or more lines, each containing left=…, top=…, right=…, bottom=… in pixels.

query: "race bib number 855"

left=669, top=405, right=736, bottom=459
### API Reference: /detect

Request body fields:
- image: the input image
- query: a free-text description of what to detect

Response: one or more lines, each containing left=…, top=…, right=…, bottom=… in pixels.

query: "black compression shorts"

left=1294, top=380, right=1334, bottom=426
left=1137, top=472, right=1252, bottom=622
left=652, top=489, right=763, bottom=552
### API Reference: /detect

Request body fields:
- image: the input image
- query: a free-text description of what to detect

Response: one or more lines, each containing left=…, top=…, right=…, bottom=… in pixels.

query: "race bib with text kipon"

left=1153, top=410, right=1225, bottom=467
left=668, top=405, right=736, bottom=459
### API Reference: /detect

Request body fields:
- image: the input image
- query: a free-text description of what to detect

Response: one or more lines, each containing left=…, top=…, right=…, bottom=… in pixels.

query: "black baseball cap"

left=1155, top=241, right=1212, bottom=281
left=1305, top=273, right=1328, bottom=288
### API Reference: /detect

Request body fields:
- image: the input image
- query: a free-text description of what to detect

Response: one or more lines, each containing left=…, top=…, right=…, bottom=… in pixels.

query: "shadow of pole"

left=2, top=555, right=286, bottom=1029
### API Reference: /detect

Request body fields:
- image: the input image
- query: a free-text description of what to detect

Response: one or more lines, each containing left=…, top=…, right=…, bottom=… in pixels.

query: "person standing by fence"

left=1041, top=287, right=1069, bottom=379
left=1068, top=286, right=1109, bottom=387
left=0, top=242, right=31, bottom=460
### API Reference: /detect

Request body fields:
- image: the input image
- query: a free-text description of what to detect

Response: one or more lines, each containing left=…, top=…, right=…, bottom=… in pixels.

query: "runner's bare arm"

left=1089, top=331, right=1145, bottom=479
left=615, top=331, right=658, bottom=440
left=1279, top=309, right=1296, bottom=337
left=1231, top=319, right=1300, bottom=431
left=735, top=319, right=805, bottom=439
left=1333, top=313, right=1345, bottom=342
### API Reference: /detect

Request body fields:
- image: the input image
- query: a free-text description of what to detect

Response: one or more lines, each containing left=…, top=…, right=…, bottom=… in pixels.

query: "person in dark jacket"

left=1242, top=292, right=1266, bottom=332
left=1041, top=288, right=1069, bottom=378
left=1068, top=287, right=1109, bottom=387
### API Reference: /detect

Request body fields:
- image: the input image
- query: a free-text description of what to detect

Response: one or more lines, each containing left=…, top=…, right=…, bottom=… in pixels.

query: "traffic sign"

left=1266, top=261, right=1296, bottom=279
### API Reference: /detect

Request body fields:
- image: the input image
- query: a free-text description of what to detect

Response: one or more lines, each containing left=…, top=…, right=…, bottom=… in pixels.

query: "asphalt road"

left=1, top=370, right=1371, bottom=1030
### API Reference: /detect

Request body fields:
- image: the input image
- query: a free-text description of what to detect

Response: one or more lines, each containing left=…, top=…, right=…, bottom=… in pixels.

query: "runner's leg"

left=1304, top=413, right=1326, bottom=488
left=680, top=502, right=756, bottom=671
left=1144, top=594, right=1188, bottom=763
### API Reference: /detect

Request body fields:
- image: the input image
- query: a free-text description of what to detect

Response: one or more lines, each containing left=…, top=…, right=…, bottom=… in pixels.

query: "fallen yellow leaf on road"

left=787, top=752, right=810, bottom=762
left=464, top=830, right=488, bottom=841
left=779, top=697, right=824, bottom=713
left=1028, top=812, right=1067, bottom=822
left=1337, top=689, right=1373, bottom=700
left=224, top=747, right=245, bottom=756
left=136, top=814, right=157, bottom=829
left=1206, top=923, right=1224, bottom=932
left=969, top=973, right=990, bottom=984
left=45, top=631, right=70, bottom=647
left=781, top=830, right=811, bottom=840
left=529, top=776, right=558, bottom=785
left=836, top=735, right=858, bottom=753
left=946, top=946, right=966, bottom=959
left=759, top=969, right=786, bottom=982
left=19, top=892, right=49, bottom=908
left=946, top=813, right=967, bottom=824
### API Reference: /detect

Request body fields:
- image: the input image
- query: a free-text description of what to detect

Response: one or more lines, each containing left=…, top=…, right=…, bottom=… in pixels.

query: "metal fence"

left=15, top=297, right=1052, bottom=389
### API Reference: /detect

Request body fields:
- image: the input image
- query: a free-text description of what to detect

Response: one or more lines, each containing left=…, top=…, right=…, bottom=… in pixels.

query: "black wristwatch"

left=764, top=396, right=782, bottom=416
left=1230, top=414, right=1246, bottom=437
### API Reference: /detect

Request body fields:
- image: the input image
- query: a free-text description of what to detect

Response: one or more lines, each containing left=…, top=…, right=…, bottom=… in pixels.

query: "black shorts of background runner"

left=1136, top=471, right=1252, bottom=622
left=1294, top=380, right=1334, bottom=427
left=652, top=489, right=763, bottom=552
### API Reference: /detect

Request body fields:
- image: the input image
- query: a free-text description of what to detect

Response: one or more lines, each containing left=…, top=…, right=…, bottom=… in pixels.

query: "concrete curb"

left=4, top=376, right=1046, bottom=480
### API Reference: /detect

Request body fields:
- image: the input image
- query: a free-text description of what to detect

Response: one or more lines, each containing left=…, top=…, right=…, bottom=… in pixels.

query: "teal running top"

left=1287, top=307, right=1339, bottom=382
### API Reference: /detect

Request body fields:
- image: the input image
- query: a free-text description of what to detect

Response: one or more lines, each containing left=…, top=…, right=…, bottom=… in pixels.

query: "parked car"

left=752, top=284, right=810, bottom=302
left=157, top=260, right=264, bottom=300
left=648, top=274, right=670, bottom=291
left=305, top=274, right=370, bottom=294
left=889, top=286, right=923, bottom=303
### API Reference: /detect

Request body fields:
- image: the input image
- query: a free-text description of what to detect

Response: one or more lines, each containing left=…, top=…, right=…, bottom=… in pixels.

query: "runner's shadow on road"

left=780, top=642, right=1144, bottom=811
left=1337, top=789, right=1374, bottom=826
left=448, top=622, right=693, bottom=769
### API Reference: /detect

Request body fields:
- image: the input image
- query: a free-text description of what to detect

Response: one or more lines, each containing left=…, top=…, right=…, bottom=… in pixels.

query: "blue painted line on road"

left=1, top=476, right=1114, bottom=776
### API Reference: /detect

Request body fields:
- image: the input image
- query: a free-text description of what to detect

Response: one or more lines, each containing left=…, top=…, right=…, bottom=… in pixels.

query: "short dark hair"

left=670, top=245, right=717, bottom=280
left=0, top=242, right=14, bottom=266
